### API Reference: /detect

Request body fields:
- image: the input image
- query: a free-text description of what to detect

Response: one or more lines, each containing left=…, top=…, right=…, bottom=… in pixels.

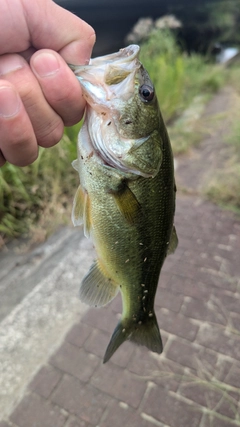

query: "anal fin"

left=80, top=260, right=119, bottom=307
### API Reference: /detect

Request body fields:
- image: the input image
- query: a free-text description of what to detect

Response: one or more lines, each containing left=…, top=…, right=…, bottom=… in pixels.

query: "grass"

left=204, top=85, right=240, bottom=212
left=0, top=123, right=81, bottom=248
left=139, top=29, right=225, bottom=123
left=0, top=29, right=234, bottom=247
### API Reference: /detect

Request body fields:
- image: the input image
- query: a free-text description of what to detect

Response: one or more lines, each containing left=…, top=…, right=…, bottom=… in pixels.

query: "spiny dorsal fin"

left=80, top=260, right=119, bottom=307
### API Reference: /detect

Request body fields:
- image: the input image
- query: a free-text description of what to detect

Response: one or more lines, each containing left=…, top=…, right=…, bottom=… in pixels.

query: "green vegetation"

left=0, top=124, right=80, bottom=246
left=204, top=87, right=240, bottom=212
left=139, top=29, right=225, bottom=123
left=0, top=29, right=238, bottom=247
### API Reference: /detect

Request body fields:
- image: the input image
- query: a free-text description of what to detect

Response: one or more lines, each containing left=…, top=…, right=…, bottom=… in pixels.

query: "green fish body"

left=71, top=45, right=178, bottom=363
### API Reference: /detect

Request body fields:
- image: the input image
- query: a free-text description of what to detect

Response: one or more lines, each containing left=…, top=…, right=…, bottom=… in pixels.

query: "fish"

left=70, top=44, right=178, bottom=363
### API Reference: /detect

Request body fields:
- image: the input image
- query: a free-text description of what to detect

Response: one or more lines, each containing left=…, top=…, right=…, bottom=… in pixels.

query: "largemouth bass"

left=70, top=45, right=178, bottom=363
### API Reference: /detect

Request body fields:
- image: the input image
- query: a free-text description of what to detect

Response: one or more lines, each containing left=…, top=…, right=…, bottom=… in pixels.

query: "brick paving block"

left=51, top=374, right=111, bottom=426
left=109, top=340, right=135, bottom=368
left=170, top=260, right=197, bottom=280
left=10, top=393, right=67, bottom=427
left=127, top=347, right=162, bottom=376
left=216, top=393, right=240, bottom=421
left=84, top=328, right=134, bottom=368
left=197, top=324, right=240, bottom=360
left=84, top=329, right=109, bottom=359
left=155, top=288, right=184, bottom=313
left=50, top=342, right=99, bottom=382
left=203, top=414, right=238, bottom=427
left=81, top=307, right=118, bottom=334
left=154, top=358, right=186, bottom=392
left=142, top=386, right=202, bottom=427
left=100, top=400, right=134, bottom=427
left=213, top=292, right=240, bottom=316
left=28, top=365, right=62, bottom=399
left=166, top=339, right=199, bottom=371
left=65, top=418, right=92, bottom=427
left=108, top=294, right=122, bottom=314
left=194, top=347, right=219, bottom=380
left=128, top=348, right=185, bottom=392
left=224, top=364, right=240, bottom=389
left=125, top=413, right=156, bottom=427
left=179, top=381, right=223, bottom=411
left=182, top=297, right=226, bottom=326
left=230, top=313, right=240, bottom=332
left=158, top=271, right=172, bottom=289
left=65, top=323, right=93, bottom=348
left=156, top=308, right=199, bottom=342
left=171, top=275, right=211, bottom=301
left=91, top=363, right=146, bottom=408
left=195, top=270, right=237, bottom=292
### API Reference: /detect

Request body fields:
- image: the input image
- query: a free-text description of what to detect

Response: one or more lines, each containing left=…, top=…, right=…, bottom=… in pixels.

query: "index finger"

left=27, top=0, right=96, bottom=64
left=1, top=0, right=96, bottom=64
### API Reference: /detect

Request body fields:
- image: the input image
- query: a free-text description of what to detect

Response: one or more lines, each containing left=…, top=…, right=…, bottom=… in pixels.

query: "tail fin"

left=103, top=312, right=163, bottom=363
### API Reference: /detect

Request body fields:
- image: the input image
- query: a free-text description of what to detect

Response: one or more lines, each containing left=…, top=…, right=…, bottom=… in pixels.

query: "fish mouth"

left=69, top=45, right=140, bottom=73
left=69, top=45, right=141, bottom=105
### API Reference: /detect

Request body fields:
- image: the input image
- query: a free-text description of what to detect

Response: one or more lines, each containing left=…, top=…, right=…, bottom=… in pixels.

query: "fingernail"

left=0, top=54, right=24, bottom=77
left=0, top=87, right=21, bottom=118
left=32, top=52, right=60, bottom=77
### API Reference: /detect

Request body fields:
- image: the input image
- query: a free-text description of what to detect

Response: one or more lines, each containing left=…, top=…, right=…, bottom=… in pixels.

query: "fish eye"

left=139, top=84, right=154, bottom=102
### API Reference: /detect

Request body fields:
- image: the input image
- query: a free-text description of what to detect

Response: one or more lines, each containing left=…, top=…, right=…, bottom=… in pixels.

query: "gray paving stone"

left=51, top=374, right=111, bottom=425
left=90, top=363, right=147, bottom=408
left=100, top=400, right=134, bottom=427
left=166, top=339, right=199, bottom=370
left=142, top=386, right=202, bottom=427
left=81, top=307, right=118, bottom=334
left=65, top=323, right=94, bottom=348
left=10, top=393, right=67, bottom=427
left=28, top=365, right=62, bottom=399
left=84, top=329, right=134, bottom=368
left=203, top=415, right=239, bottom=427
left=197, top=324, right=240, bottom=360
left=65, top=418, right=92, bottom=427
left=156, top=308, right=199, bottom=341
left=182, top=296, right=226, bottom=325
left=155, top=288, right=184, bottom=313
left=50, top=342, right=99, bottom=382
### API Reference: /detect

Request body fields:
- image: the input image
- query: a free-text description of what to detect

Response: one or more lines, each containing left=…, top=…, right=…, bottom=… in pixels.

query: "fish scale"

left=70, top=44, right=178, bottom=363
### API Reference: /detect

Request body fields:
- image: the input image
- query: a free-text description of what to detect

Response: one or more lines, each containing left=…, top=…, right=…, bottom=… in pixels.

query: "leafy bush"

left=0, top=124, right=80, bottom=244
left=140, top=29, right=224, bottom=122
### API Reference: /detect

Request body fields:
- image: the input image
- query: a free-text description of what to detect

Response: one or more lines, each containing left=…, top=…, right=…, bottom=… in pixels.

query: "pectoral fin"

left=108, top=182, right=142, bottom=225
left=80, top=260, right=119, bottom=307
left=167, top=225, right=178, bottom=255
left=72, top=185, right=91, bottom=238
left=72, top=159, right=79, bottom=171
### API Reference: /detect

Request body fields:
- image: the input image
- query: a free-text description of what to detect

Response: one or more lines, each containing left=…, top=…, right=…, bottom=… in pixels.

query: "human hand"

left=0, top=0, right=95, bottom=167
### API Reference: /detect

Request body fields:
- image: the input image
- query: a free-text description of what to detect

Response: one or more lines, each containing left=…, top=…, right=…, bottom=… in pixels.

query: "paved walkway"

left=1, top=89, right=240, bottom=427
left=1, top=193, right=240, bottom=427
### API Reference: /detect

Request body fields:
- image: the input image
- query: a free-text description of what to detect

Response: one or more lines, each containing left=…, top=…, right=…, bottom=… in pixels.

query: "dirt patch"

left=175, top=86, right=235, bottom=194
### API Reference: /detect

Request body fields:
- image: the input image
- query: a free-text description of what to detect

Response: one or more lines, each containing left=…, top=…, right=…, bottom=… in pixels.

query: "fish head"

left=71, top=45, right=163, bottom=178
